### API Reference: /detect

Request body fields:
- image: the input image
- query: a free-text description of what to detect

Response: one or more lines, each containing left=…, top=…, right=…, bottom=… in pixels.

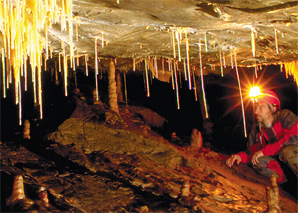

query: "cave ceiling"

left=44, top=0, right=298, bottom=72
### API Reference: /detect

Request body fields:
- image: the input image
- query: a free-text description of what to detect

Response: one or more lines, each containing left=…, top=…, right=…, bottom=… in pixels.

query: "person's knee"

left=281, top=145, right=298, bottom=162
left=253, top=156, right=271, bottom=169
left=281, top=145, right=298, bottom=176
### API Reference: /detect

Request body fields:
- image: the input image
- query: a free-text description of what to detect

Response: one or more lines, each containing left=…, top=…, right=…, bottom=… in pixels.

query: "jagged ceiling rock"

left=45, top=0, right=298, bottom=69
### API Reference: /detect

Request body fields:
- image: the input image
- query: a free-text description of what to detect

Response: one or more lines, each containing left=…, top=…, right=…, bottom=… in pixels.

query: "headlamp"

left=249, top=86, right=261, bottom=103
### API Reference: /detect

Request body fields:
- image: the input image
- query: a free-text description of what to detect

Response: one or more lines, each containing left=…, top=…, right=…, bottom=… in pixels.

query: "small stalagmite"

left=6, top=175, right=34, bottom=211
left=38, top=187, right=50, bottom=207
left=23, top=120, right=31, bottom=139
left=180, top=180, right=190, bottom=197
left=190, top=128, right=203, bottom=152
left=93, top=88, right=101, bottom=105
left=266, top=175, right=281, bottom=213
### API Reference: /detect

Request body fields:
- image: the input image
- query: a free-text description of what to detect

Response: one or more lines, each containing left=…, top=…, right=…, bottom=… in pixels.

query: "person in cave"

left=226, top=89, right=298, bottom=184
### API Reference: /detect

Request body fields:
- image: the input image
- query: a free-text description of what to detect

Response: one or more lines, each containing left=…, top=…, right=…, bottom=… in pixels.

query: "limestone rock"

left=128, top=105, right=167, bottom=128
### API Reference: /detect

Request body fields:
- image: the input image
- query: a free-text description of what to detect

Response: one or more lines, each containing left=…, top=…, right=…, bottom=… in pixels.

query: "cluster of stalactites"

left=0, top=0, right=73, bottom=125
left=282, top=61, right=298, bottom=86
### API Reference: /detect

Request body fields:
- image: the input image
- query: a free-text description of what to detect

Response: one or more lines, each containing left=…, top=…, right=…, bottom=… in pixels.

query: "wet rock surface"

left=1, top=97, right=297, bottom=212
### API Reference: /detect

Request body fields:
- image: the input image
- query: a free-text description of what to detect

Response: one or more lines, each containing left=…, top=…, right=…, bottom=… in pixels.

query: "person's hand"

left=226, top=154, right=242, bottom=168
left=251, top=150, right=264, bottom=165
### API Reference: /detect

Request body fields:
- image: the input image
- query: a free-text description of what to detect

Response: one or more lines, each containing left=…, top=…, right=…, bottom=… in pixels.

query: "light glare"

left=249, top=86, right=261, bottom=98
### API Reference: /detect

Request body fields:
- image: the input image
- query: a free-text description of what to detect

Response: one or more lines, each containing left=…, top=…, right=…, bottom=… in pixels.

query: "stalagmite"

left=93, top=88, right=101, bottom=105
left=180, top=180, right=190, bottom=197
left=6, top=175, right=34, bottom=211
left=116, top=71, right=124, bottom=103
left=23, top=119, right=31, bottom=139
left=108, top=59, right=119, bottom=113
left=124, top=71, right=128, bottom=104
left=190, top=128, right=203, bottom=152
left=266, top=175, right=281, bottom=213
left=38, top=187, right=50, bottom=208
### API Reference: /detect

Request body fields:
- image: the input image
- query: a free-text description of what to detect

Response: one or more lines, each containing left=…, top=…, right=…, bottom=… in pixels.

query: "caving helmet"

left=259, top=89, right=280, bottom=109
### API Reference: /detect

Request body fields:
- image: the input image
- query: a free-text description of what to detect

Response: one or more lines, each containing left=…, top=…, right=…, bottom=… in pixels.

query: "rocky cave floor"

left=1, top=92, right=298, bottom=212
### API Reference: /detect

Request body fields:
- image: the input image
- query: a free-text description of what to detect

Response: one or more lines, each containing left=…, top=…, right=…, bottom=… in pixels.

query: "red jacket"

left=238, top=109, right=298, bottom=163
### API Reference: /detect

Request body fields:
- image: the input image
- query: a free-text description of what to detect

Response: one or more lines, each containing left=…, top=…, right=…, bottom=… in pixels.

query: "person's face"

left=254, top=102, right=273, bottom=123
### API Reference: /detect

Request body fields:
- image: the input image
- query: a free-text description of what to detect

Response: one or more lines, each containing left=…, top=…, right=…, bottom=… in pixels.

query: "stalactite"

left=144, top=59, right=150, bottom=97
left=251, top=28, right=256, bottom=57
left=274, top=29, right=279, bottom=54
left=18, top=72, right=22, bottom=125
left=94, top=38, right=99, bottom=101
left=1, top=0, right=74, bottom=125
left=185, top=32, right=191, bottom=89
left=175, top=31, right=181, bottom=61
left=204, top=32, right=208, bottom=52
left=219, top=51, right=223, bottom=77
left=183, top=58, right=187, bottom=81
left=133, top=58, right=136, bottom=71
left=85, top=54, right=89, bottom=76
left=198, top=42, right=208, bottom=119
left=234, top=50, right=247, bottom=138
left=255, top=63, right=258, bottom=78
left=2, top=48, right=6, bottom=98
left=124, top=71, right=128, bottom=104
left=173, top=61, right=180, bottom=109
left=172, top=31, right=176, bottom=59
left=192, top=66, right=197, bottom=101
left=170, top=60, right=175, bottom=90
left=154, top=57, right=158, bottom=78
left=230, top=48, right=234, bottom=69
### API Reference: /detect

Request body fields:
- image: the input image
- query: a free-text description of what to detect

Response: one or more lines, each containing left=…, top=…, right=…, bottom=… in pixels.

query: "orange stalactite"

left=185, top=32, right=191, bottom=90
left=284, top=61, right=298, bottom=86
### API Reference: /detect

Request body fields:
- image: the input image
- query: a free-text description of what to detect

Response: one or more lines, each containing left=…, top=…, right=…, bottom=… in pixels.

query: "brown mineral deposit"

left=190, top=128, right=202, bottom=152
